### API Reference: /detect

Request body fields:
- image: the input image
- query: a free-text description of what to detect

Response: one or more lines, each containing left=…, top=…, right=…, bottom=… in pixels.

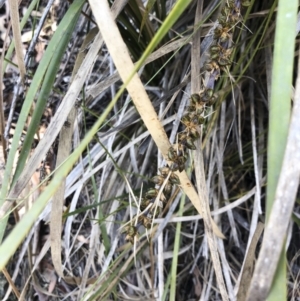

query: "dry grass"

left=0, top=0, right=299, bottom=300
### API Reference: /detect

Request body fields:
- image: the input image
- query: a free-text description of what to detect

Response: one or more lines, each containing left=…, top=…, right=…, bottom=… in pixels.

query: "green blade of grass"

left=12, top=0, right=84, bottom=186
left=0, top=0, right=85, bottom=243
left=245, top=0, right=298, bottom=300
left=169, top=193, right=186, bottom=301
left=266, top=0, right=297, bottom=300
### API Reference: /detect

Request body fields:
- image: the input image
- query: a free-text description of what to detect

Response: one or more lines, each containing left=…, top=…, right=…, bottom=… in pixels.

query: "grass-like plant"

left=0, top=0, right=299, bottom=300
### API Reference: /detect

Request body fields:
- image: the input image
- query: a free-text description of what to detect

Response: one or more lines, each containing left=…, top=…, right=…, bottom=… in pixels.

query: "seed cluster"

left=125, top=0, right=249, bottom=244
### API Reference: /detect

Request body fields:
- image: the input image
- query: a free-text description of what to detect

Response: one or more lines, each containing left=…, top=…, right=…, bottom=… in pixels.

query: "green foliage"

left=0, top=0, right=85, bottom=243
left=267, top=0, right=298, bottom=299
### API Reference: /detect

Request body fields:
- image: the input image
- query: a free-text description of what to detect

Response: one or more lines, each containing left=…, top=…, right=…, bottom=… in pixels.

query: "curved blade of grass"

left=0, top=0, right=85, bottom=243
left=246, top=0, right=298, bottom=300
left=13, top=0, right=84, bottom=186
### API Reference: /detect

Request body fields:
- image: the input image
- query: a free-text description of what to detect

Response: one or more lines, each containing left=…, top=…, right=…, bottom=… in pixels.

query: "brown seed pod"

left=125, top=225, right=138, bottom=244
left=197, top=116, right=205, bottom=124
left=168, top=144, right=188, bottom=171
left=177, top=143, right=185, bottom=154
left=170, top=162, right=180, bottom=172
left=140, top=198, right=152, bottom=211
left=205, top=61, right=214, bottom=72
left=178, top=163, right=186, bottom=172
left=214, top=25, right=232, bottom=43
left=227, top=0, right=237, bottom=9
left=214, top=25, right=225, bottom=38
left=205, top=61, right=221, bottom=79
left=220, top=46, right=233, bottom=58
left=187, top=105, right=196, bottom=112
left=190, top=127, right=200, bottom=139
left=177, top=156, right=187, bottom=166
left=159, top=167, right=170, bottom=176
left=190, top=93, right=201, bottom=104
left=210, top=45, right=222, bottom=54
left=195, top=106, right=204, bottom=115
left=145, top=188, right=158, bottom=199
left=210, top=44, right=228, bottom=60
left=186, top=137, right=197, bottom=150
left=210, top=51, right=220, bottom=61
left=190, top=113, right=199, bottom=124
left=178, top=132, right=188, bottom=141
left=171, top=158, right=186, bottom=172
left=206, top=93, right=218, bottom=106
left=151, top=175, right=165, bottom=185
left=178, top=135, right=188, bottom=148
left=138, top=215, right=152, bottom=229
left=168, top=147, right=177, bottom=162
left=219, top=15, right=228, bottom=27
left=182, top=114, right=191, bottom=124
left=227, top=6, right=242, bottom=24
left=200, top=89, right=214, bottom=102
left=142, top=216, right=152, bottom=229
left=164, top=182, right=173, bottom=195
left=169, top=173, right=180, bottom=185
left=218, top=57, right=231, bottom=67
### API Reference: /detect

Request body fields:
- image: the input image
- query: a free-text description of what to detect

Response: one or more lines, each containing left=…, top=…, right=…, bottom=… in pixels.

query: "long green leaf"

left=267, top=0, right=297, bottom=300
left=13, top=0, right=84, bottom=185
left=170, top=193, right=186, bottom=300
left=0, top=0, right=84, bottom=242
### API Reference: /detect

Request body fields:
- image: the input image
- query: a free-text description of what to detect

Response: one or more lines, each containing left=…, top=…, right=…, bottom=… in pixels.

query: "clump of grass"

left=0, top=0, right=299, bottom=300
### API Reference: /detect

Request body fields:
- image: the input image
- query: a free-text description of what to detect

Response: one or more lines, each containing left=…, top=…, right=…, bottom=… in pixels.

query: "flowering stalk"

left=125, top=0, right=250, bottom=243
